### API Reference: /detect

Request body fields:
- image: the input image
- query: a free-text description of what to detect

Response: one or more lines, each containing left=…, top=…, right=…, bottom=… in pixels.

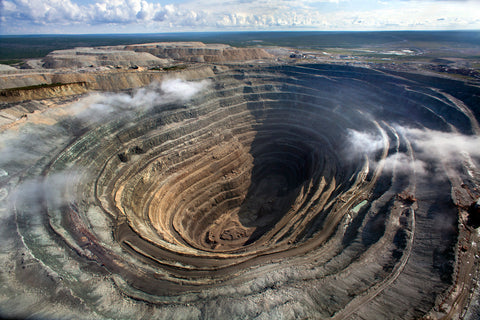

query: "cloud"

left=4, top=0, right=85, bottom=23
left=0, top=79, right=209, bottom=167
left=0, top=78, right=210, bottom=221
left=398, top=127, right=480, bottom=166
left=8, top=171, right=80, bottom=216
left=160, top=79, right=211, bottom=101
left=1, top=0, right=479, bottom=33
left=92, top=0, right=167, bottom=23
left=346, top=129, right=385, bottom=157
left=402, top=0, right=471, bottom=2
left=346, top=126, right=480, bottom=181
left=377, top=152, right=428, bottom=176
left=68, top=79, right=211, bottom=125
left=401, top=127, right=480, bottom=178
left=0, top=125, right=78, bottom=221
left=0, top=124, right=67, bottom=172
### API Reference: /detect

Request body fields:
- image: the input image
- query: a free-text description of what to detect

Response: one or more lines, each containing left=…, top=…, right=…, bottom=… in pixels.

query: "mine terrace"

left=0, top=34, right=480, bottom=319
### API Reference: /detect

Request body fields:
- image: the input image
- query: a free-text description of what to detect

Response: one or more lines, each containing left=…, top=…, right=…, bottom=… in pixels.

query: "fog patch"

left=346, top=126, right=480, bottom=181
left=70, top=79, right=211, bottom=125
left=8, top=170, right=79, bottom=213
left=0, top=169, right=8, bottom=177
left=0, top=124, right=69, bottom=175
left=160, top=79, right=211, bottom=102
left=345, top=129, right=385, bottom=158
left=402, top=127, right=480, bottom=163
left=0, top=78, right=210, bottom=221
left=0, top=78, right=210, bottom=166
left=378, top=153, right=428, bottom=177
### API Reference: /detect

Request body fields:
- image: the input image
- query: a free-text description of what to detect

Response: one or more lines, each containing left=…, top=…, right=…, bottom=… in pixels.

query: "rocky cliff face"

left=42, top=47, right=171, bottom=69
left=123, top=42, right=273, bottom=62
left=34, top=42, right=272, bottom=70
left=2, top=63, right=479, bottom=319
left=0, top=42, right=272, bottom=104
left=0, top=82, right=89, bottom=103
left=0, top=66, right=216, bottom=103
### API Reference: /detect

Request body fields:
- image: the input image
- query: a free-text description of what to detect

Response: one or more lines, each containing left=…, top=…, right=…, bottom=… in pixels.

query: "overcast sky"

left=1, top=0, right=479, bottom=34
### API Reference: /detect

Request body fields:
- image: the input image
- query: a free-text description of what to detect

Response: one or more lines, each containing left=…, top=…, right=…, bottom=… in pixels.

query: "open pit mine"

left=1, top=42, right=480, bottom=320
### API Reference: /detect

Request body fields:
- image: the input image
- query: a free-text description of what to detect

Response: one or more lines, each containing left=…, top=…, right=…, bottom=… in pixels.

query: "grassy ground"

left=1, top=31, right=479, bottom=60
left=0, top=59, right=23, bottom=65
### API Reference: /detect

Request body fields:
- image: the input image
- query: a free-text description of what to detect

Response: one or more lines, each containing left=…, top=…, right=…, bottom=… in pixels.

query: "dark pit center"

left=193, top=139, right=321, bottom=252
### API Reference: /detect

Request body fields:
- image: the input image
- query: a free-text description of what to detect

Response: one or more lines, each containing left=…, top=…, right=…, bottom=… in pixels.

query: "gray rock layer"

left=0, top=63, right=479, bottom=320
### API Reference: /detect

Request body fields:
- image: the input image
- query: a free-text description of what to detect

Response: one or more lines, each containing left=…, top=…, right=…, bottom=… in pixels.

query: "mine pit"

left=2, top=61, right=480, bottom=319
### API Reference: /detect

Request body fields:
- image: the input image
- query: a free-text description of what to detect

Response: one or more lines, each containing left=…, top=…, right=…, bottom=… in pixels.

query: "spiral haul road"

left=1, top=63, right=480, bottom=319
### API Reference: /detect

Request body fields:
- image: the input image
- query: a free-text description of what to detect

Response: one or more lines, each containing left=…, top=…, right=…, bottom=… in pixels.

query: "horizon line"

left=2, top=29, right=480, bottom=37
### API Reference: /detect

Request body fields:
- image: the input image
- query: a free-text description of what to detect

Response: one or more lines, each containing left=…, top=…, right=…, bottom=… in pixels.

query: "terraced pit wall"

left=1, top=63, right=480, bottom=320
left=0, top=65, right=216, bottom=103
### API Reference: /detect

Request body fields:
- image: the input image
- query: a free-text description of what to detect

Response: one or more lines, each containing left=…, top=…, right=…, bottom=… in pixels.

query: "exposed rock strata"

left=23, top=42, right=272, bottom=70
left=0, top=82, right=89, bottom=102
left=42, top=47, right=171, bottom=69
left=0, top=66, right=215, bottom=103
left=0, top=63, right=479, bottom=320
left=123, top=42, right=274, bottom=62
left=0, top=42, right=272, bottom=103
